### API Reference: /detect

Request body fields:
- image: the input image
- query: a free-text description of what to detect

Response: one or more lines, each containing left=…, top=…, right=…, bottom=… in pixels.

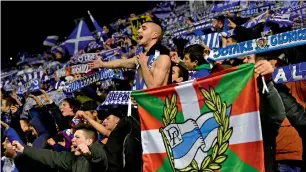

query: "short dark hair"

left=184, top=44, right=207, bottom=66
left=3, top=97, right=17, bottom=107
left=62, top=98, right=80, bottom=113
left=74, top=123, right=97, bottom=142
left=173, top=63, right=189, bottom=82
left=215, top=16, right=225, bottom=24
left=20, top=118, right=31, bottom=126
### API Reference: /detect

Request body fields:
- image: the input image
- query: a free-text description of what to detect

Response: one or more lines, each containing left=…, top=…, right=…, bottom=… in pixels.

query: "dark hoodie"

left=46, top=102, right=74, bottom=131
left=29, top=106, right=57, bottom=148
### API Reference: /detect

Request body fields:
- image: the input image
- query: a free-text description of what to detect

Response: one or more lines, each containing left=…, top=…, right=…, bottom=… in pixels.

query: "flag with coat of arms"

left=132, top=63, right=264, bottom=172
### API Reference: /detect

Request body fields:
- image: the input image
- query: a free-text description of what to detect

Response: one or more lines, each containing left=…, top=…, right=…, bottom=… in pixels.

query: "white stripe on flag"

left=175, top=80, right=201, bottom=120
left=229, top=111, right=262, bottom=145
left=142, top=129, right=166, bottom=154
left=142, top=111, right=261, bottom=154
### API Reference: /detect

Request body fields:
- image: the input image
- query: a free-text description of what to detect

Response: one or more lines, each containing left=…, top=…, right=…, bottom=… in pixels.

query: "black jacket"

left=104, top=117, right=130, bottom=172
left=46, top=102, right=74, bottom=131
left=258, top=79, right=286, bottom=172
left=22, top=141, right=108, bottom=172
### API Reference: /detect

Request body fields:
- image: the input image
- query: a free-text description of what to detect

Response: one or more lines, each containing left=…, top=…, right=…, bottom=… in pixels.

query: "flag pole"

left=88, top=10, right=104, bottom=44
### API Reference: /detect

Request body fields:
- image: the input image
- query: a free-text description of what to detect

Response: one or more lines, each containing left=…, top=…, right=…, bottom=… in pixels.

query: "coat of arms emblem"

left=160, top=87, right=233, bottom=171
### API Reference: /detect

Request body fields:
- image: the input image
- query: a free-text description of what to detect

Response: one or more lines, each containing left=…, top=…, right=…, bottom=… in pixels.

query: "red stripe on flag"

left=143, top=153, right=167, bottom=172
left=229, top=141, right=264, bottom=172
left=139, top=106, right=164, bottom=130
left=230, top=76, right=259, bottom=116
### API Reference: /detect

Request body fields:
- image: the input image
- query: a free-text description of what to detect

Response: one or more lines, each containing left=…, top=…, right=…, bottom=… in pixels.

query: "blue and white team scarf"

left=273, top=62, right=306, bottom=84
left=63, top=68, right=124, bottom=94
left=101, top=91, right=131, bottom=106
left=208, top=28, right=306, bottom=61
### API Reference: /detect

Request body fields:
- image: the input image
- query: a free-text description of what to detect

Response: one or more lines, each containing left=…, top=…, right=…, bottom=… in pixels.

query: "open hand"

left=228, top=19, right=237, bottom=29
left=40, top=89, right=53, bottom=104
left=137, top=52, right=149, bottom=66
left=170, top=51, right=180, bottom=64
left=88, top=55, right=103, bottom=69
left=255, top=60, right=274, bottom=76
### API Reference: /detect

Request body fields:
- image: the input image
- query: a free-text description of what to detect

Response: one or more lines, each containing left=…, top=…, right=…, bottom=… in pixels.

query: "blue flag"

left=64, top=20, right=95, bottom=56
left=88, top=11, right=104, bottom=44
left=88, top=11, right=103, bottom=34
left=43, top=35, right=59, bottom=47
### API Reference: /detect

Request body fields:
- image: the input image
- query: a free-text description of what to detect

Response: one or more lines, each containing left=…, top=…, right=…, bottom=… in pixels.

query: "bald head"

left=138, top=22, right=163, bottom=46
left=145, top=22, right=162, bottom=40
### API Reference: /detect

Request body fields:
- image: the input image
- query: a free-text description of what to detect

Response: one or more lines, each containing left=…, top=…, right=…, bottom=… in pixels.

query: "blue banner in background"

left=273, top=62, right=306, bottom=84
left=63, top=68, right=124, bottom=94
left=25, top=78, right=40, bottom=93
left=212, top=0, right=240, bottom=12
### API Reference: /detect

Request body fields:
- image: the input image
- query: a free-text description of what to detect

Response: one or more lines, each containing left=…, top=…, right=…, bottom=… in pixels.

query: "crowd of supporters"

left=1, top=1, right=306, bottom=172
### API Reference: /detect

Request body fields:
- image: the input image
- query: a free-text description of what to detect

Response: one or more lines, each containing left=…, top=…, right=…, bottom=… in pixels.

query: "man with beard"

left=89, top=19, right=171, bottom=90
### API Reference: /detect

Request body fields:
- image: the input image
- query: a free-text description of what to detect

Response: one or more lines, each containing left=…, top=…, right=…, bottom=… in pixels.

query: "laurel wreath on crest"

left=160, top=87, right=233, bottom=172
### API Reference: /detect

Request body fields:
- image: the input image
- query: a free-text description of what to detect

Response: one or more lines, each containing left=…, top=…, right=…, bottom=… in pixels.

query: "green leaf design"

left=203, top=169, right=214, bottom=172
left=216, top=95, right=221, bottom=113
left=162, top=117, right=168, bottom=126
left=171, top=94, right=177, bottom=108
left=210, top=87, right=216, bottom=103
left=218, top=142, right=229, bottom=155
left=221, top=103, right=227, bottom=123
left=209, top=163, right=221, bottom=170
left=217, top=127, right=223, bottom=146
left=170, top=118, right=176, bottom=124
left=201, top=156, right=211, bottom=169
left=205, top=101, right=216, bottom=111
left=179, top=166, right=193, bottom=172
left=170, top=107, right=178, bottom=121
left=166, top=97, right=170, bottom=108
left=201, top=88, right=211, bottom=100
left=224, top=116, right=229, bottom=132
left=223, top=128, right=233, bottom=143
left=215, top=155, right=227, bottom=163
left=164, top=106, right=169, bottom=120
left=213, top=112, right=221, bottom=125
left=212, top=144, right=219, bottom=160
left=190, top=170, right=198, bottom=172
left=191, top=159, right=199, bottom=170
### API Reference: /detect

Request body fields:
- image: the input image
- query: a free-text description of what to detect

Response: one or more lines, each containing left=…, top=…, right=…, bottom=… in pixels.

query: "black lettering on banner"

left=83, top=64, right=89, bottom=73
left=117, top=93, right=123, bottom=101
left=106, top=94, right=112, bottom=102
left=122, top=93, right=129, bottom=101
left=78, top=56, right=84, bottom=63
left=113, top=93, right=118, bottom=101
left=81, top=78, right=86, bottom=87
left=88, top=76, right=93, bottom=85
